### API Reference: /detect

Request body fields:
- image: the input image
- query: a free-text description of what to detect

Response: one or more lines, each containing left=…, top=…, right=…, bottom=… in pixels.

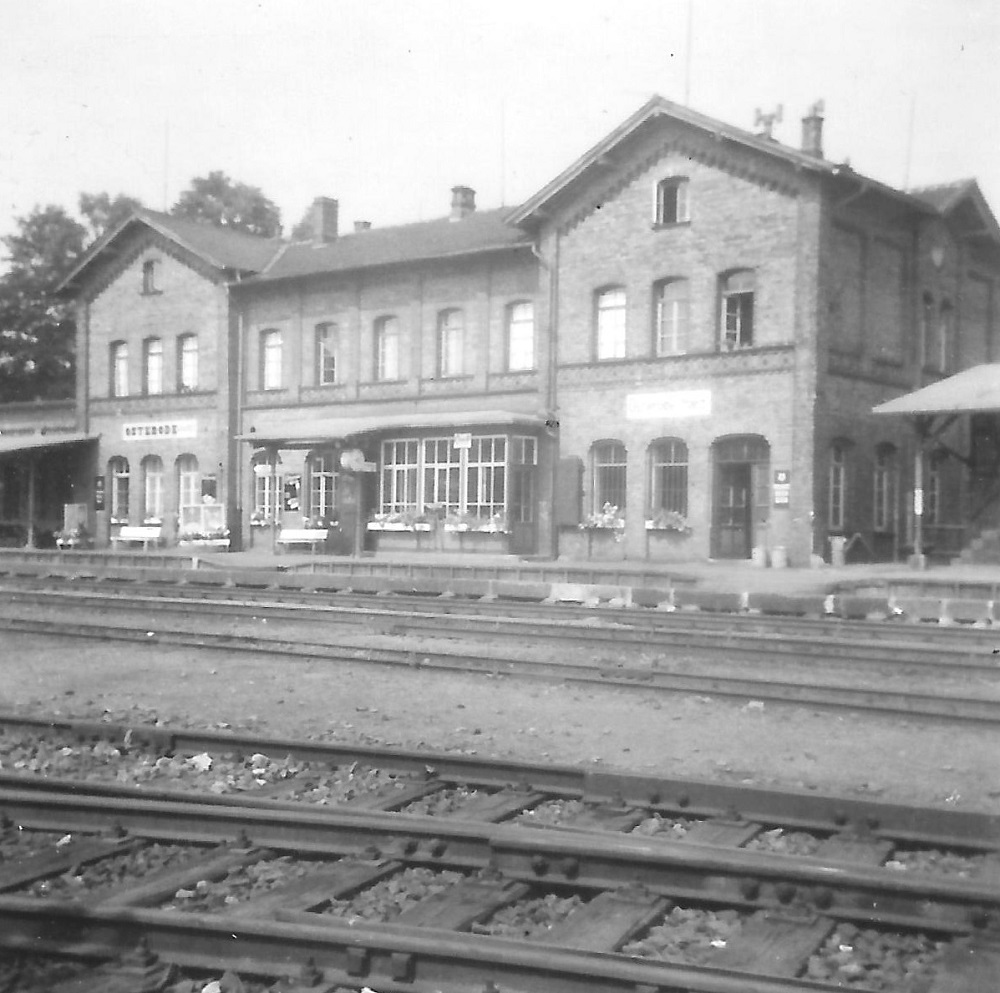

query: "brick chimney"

left=353, top=220, right=372, bottom=232
left=310, top=197, right=339, bottom=243
left=801, top=100, right=825, bottom=158
left=450, top=186, right=476, bottom=221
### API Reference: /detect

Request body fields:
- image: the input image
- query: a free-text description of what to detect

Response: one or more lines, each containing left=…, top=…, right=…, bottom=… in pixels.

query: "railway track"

left=1, top=590, right=999, bottom=727
left=1, top=714, right=999, bottom=991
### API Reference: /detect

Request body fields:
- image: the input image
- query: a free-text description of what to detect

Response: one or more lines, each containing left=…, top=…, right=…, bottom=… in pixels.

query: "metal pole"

left=912, top=418, right=927, bottom=567
left=26, top=456, right=36, bottom=548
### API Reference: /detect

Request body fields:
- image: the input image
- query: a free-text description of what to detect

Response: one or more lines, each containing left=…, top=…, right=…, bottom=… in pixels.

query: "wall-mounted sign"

left=122, top=419, right=197, bottom=441
left=94, top=475, right=105, bottom=511
left=625, top=390, right=712, bottom=420
left=773, top=469, right=790, bottom=506
left=453, top=432, right=472, bottom=449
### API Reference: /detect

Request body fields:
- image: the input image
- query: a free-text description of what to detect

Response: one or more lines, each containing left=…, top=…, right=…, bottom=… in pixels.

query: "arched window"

left=653, top=279, right=689, bottom=356
left=143, top=337, right=163, bottom=395
left=307, top=451, right=336, bottom=523
left=648, top=439, right=688, bottom=518
left=591, top=440, right=627, bottom=515
left=177, top=454, right=200, bottom=532
left=141, top=455, right=164, bottom=523
left=873, top=443, right=897, bottom=532
left=506, top=301, right=534, bottom=371
left=260, top=329, right=282, bottom=390
left=108, top=457, right=130, bottom=523
left=595, top=287, right=626, bottom=360
left=375, top=316, right=400, bottom=381
left=829, top=442, right=847, bottom=531
left=178, top=334, right=198, bottom=392
left=720, top=270, right=755, bottom=349
left=315, top=322, right=339, bottom=385
left=437, top=309, right=464, bottom=377
left=110, top=341, right=128, bottom=397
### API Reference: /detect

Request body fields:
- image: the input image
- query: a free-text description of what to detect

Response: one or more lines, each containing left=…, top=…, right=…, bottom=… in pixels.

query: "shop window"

left=141, top=455, right=164, bottom=523
left=873, top=444, right=897, bottom=532
left=829, top=442, right=847, bottom=531
left=143, top=337, right=163, bottom=395
left=595, top=287, right=626, bottom=360
left=654, top=177, right=690, bottom=226
left=653, top=279, right=689, bottom=356
left=437, top=309, right=464, bottom=377
left=375, top=316, right=400, bottom=381
left=178, top=334, right=198, bottom=392
left=720, top=270, right=755, bottom=349
left=506, top=301, right=534, bottom=371
left=380, top=439, right=420, bottom=513
left=108, top=457, right=130, bottom=523
left=307, top=451, right=336, bottom=522
left=260, top=329, right=282, bottom=390
left=591, top=440, right=627, bottom=515
left=315, top=322, right=339, bottom=386
left=649, top=438, right=688, bottom=516
left=111, top=341, right=128, bottom=397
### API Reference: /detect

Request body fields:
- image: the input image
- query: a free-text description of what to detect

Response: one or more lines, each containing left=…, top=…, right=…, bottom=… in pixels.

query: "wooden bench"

left=275, top=528, right=328, bottom=553
left=111, top=525, right=162, bottom=551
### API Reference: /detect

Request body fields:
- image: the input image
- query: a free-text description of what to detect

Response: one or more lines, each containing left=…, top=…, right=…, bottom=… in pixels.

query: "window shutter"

left=554, top=456, right=583, bottom=525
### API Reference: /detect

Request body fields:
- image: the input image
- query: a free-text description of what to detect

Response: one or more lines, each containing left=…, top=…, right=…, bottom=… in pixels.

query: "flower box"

left=178, top=538, right=230, bottom=548
left=367, top=522, right=433, bottom=532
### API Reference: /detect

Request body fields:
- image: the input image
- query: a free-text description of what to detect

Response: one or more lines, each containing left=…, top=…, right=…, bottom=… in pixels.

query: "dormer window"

left=654, top=178, right=690, bottom=226
left=142, top=260, right=159, bottom=295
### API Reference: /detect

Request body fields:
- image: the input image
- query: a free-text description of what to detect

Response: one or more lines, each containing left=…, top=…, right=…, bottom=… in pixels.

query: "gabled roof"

left=250, top=208, right=531, bottom=284
left=873, top=364, right=1000, bottom=416
left=508, top=94, right=936, bottom=226
left=909, top=179, right=1000, bottom=245
left=59, top=208, right=281, bottom=295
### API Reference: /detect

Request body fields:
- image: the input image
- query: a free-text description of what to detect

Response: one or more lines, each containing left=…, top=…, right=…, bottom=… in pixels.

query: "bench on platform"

left=275, top=528, right=328, bottom=553
left=111, top=525, right=162, bottom=551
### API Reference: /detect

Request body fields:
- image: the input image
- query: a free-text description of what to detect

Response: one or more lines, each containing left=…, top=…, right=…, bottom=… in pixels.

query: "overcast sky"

left=1, top=0, right=998, bottom=243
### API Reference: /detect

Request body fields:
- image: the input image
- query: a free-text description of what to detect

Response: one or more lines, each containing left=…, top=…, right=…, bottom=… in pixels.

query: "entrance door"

left=508, top=464, right=536, bottom=555
left=714, top=463, right=752, bottom=558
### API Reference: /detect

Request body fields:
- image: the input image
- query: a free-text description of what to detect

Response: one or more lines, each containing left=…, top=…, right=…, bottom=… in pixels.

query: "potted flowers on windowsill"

left=443, top=511, right=509, bottom=534
left=367, top=510, right=433, bottom=532
left=178, top=525, right=231, bottom=548
left=301, top=515, right=338, bottom=531
left=55, top=525, right=92, bottom=549
left=580, top=502, right=625, bottom=534
left=645, top=509, right=692, bottom=533
left=250, top=511, right=272, bottom=528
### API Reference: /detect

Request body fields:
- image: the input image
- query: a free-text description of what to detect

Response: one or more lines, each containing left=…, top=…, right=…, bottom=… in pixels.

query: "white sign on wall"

left=625, top=390, right=712, bottom=420
left=122, top=419, right=198, bottom=441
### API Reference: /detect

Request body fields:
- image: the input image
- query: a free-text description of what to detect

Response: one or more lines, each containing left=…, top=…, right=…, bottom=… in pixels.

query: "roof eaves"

left=56, top=211, right=146, bottom=295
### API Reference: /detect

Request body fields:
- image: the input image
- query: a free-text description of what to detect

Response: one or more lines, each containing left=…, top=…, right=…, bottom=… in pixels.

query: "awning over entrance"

left=240, top=408, right=547, bottom=446
left=873, top=364, right=1000, bottom=416
left=0, top=432, right=97, bottom=456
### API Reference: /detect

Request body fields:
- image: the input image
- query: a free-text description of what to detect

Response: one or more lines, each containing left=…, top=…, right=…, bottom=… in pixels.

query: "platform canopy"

left=873, top=364, right=1000, bottom=417
left=0, top=432, right=97, bottom=457
left=240, top=408, right=547, bottom=447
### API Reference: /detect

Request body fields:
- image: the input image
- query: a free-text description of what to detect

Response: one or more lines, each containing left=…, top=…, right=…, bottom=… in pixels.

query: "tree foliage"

left=171, top=171, right=281, bottom=238
left=78, top=192, right=143, bottom=242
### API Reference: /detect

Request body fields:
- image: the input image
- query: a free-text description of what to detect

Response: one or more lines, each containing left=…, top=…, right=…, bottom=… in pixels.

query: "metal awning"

left=239, top=409, right=547, bottom=446
left=0, top=432, right=97, bottom=456
left=873, top=364, right=1000, bottom=416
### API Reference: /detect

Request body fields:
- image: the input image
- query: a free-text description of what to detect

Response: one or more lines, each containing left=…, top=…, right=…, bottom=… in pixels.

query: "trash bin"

left=770, top=545, right=788, bottom=569
left=829, top=535, right=847, bottom=568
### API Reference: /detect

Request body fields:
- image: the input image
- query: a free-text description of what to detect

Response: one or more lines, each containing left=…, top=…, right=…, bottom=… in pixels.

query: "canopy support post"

left=910, top=415, right=931, bottom=569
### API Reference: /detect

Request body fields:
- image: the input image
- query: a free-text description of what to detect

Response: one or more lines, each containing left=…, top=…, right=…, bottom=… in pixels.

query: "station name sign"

left=122, top=419, right=198, bottom=441
left=625, top=390, right=712, bottom=420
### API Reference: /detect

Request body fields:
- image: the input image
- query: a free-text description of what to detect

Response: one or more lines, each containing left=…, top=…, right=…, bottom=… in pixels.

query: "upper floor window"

left=592, top=440, right=627, bottom=515
left=649, top=438, right=688, bottom=517
left=142, top=260, right=159, bottom=294
left=437, top=309, right=464, bottom=377
left=654, top=279, right=689, bottom=356
left=143, top=337, right=163, bottom=395
left=178, top=334, right=198, bottom=392
left=111, top=341, right=128, bottom=397
left=829, top=442, right=847, bottom=531
left=873, top=444, right=897, bottom=532
left=375, top=316, right=400, bottom=381
left=720, top=269, right=755, bottom=349
left=595, top=287, right=626, bottom=361
left=261, top=329, right=282, bottom=390
left=654, top=177, right=690, bottom=226
left=315, top=322, right=339, bottom=386
left=506, top=301, right=534, bottom=371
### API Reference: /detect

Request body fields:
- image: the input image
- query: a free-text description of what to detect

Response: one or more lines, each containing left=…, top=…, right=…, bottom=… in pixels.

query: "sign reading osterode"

left=625, top=390, right=712, bottom=420
left=122, top=419, right=198, bottom=441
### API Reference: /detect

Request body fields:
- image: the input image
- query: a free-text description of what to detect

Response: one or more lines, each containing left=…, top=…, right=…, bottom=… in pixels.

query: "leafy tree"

left=78, top=192, right=143, bottom=242
left=0, top=205, right=86, bottom=401
left=172, top=171, right=281, bottom=238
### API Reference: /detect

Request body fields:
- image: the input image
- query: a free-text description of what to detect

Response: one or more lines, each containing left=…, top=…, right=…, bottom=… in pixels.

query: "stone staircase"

left=956, top=527, right=1000, bottom=564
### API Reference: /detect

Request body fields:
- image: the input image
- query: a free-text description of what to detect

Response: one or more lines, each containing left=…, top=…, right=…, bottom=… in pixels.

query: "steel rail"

left=2, top=611, right=999, bottom=728
left=3, top=581, right=998, bottom=669
left=3, top=711, right=997, bottom=848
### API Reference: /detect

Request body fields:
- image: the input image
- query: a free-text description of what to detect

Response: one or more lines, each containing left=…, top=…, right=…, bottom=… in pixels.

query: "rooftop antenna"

left=754, top=104, right=783, bottom=138
left=684, top=0, right=693, bottom=105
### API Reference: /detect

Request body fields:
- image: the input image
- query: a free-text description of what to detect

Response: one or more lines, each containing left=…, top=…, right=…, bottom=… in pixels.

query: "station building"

left=3, top=95, right=999, bottom=565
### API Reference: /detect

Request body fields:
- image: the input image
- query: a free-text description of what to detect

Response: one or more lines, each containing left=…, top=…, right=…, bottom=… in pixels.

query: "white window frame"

left=316, top=322, right=339, bottom=386
left=109, top=457, right=130, bottom=523
left=592, top=440, right=627, bottom=514
left=596, top=288, right=627, bottom=360
left=437, top=309, right=464, bottom=377
left=654, top=279, right=689, bottom=356
left=375, top=316, right=400, bottom=381
left=177, top=454, right=201, bottom=531
left=307, top=452, right=336, bottom=521
left=829, top=444, right=846, bottom=531
left=179, top=334, right=198, bottom=392
left=720, top=270, right=755, bottom=349
left=654, top=177, right=690, bottom=226
left=506, top=301, right=535, bottom=371
left=380, top=439, right=420, bottom=513
left=144, top=337, right=163, bottom=396
left=261, top=329, right=282, bottom=390
left=142, top=455, right=164, bottom=523
left=111, top=341, right=128, bottom=397
left=649, top=438, right=688, bottom=515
